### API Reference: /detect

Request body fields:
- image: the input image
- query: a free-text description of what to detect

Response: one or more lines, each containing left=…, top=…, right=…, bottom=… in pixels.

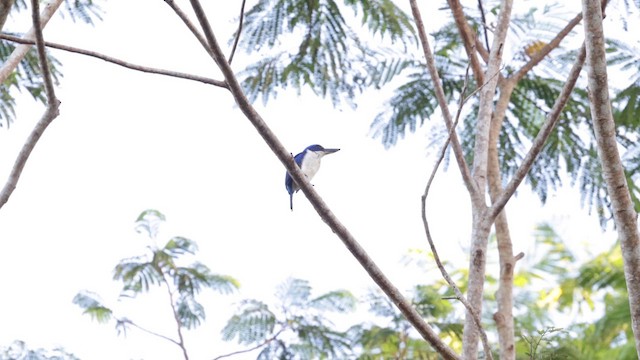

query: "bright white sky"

left=0, top=1, right=624, bottom=359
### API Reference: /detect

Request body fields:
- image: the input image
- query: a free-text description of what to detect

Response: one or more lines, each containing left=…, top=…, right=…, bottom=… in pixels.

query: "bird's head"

left=306, top=144, right=340, bottom=157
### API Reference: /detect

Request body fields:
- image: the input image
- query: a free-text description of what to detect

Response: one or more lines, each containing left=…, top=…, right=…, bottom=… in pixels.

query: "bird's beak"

left=322, top=148, right=340, bottom=155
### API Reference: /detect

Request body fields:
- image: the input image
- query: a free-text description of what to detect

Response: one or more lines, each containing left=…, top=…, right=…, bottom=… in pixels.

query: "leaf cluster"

left=0, top=340, right=79, bottom=360
left=222, top=277, right=356, bottom=359
left=0, top=39, right=62, bottom=127
left=0, top=0, right=104, bottom=127
left=74, top=209, right=239, bottom=338
left=350, top=286, right=461, bottom=359
left=236, top=0, right=417, bottom=107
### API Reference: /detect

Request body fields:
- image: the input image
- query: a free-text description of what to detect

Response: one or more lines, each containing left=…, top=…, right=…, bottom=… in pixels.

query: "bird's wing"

left=285, top=150, right=306, bottom=195
left=293, top=150, right=306, bottom=166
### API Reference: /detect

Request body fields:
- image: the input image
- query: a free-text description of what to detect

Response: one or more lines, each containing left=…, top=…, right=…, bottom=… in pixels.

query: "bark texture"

left=462, top=1, right=513, bottom=358
left=0, top=0, right=14, bottom=30
left=582, top=0, right=640, bottom=356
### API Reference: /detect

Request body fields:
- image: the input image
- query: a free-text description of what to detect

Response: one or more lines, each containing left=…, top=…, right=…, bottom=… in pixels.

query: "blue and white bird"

left=285, top=144, right=340, bottom=210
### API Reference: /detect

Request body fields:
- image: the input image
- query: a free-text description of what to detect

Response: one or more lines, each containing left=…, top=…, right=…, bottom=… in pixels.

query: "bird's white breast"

left=300, top=150, right=323, bottom=180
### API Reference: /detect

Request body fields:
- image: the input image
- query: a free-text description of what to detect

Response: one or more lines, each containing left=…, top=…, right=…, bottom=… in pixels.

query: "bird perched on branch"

left=285, top=144, right=340, bottom=210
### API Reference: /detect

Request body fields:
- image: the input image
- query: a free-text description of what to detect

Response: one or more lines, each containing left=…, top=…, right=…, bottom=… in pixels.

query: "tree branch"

left=0, top=0, right=63, bottom=83
left=161, top=276, right=190, bottom=360
left=409, top=0, right=478, bottom=200
left=227, top=0, right=246, bottom=64
left=0, top=0, right=15, bottom=31
left=476, top=0, right=491, bottom=52
left=489, top=45, right=586, bottom=221
left=212, top=327, right=286, bottom=360
left=0, top=33, right=227, bottom=88
left=447, top=0, right=487, bottom=84
left=0, top=0, right=61, bottom=210
left=163, top=0, right=217, bottom=63
left=180, top=1, right=460, bottom=359
left=122, top=318, right=182, bottom=347
left=511, top=12, right=583, bottom=83
left=0, top=104, right=59, bottom=209
left=31, top=0, right=55, bottom=104
left=421, top=65, right=493, bottom=360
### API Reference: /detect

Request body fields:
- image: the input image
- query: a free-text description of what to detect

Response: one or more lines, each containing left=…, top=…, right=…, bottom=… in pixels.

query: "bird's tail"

left=290, top=193, right=294, bottom=211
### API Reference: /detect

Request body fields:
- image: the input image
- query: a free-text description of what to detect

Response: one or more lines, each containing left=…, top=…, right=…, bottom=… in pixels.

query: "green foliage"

left=72, top=290, right=113, bottom=323
left=370, top=69, right=459, bottom=147
left=350, top=286, right=460, bottom=359
left=222, top=278, right=356, bottom=359
left=508, top=225, right=637, bottom=358
left=75, top=209, right=238, bottom=346
left=1, top=0, right=103, bottom=127
left=236, top=0, right=640, bottom=227
left=0, top=340, right=79, bottom=360
left=0, top=39, right=63, bottom=127
left=237, top=0, right=416, bottom=107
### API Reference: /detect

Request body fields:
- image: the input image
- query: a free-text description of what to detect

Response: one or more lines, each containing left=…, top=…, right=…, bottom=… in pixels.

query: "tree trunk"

left=488, top=80, right=518, bottom=360
left=582, top=0, right=640, bottom=357
left=462, top=1, right=513, bottom=358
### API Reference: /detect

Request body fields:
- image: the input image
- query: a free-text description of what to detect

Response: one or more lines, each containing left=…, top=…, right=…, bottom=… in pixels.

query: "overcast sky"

left=0, top=1, right=622, bottom=359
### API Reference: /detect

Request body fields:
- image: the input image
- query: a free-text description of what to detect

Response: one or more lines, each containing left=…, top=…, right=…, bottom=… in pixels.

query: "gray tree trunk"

left=582, top=0, right=640, bottom=357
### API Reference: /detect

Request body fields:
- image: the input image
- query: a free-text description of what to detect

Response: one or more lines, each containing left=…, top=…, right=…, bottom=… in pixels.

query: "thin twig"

left=421, top=65, right=494, bottom=360
left=31, top=0, right=56, bottom=104
left=409, top=0, right=478, bottom=200
left=213, top=328, right=286, bottom=360
left=227, top=0, right=246, bottom=64
left=123, top=319, right=182, bottom=347
left=0, top=33, right=227, bottom=88
left=181, top=1, right=460, bottom=359
left=161, top=276, right=190, bottom=360
left=163, top=0, right=217, bottom=63
left=477, top=0, right=491, bottom=52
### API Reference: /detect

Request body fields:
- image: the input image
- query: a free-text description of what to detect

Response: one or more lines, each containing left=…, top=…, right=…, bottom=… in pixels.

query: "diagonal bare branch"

left=0, top=102, right=59, bottom=209
left=227, top=0, right=246, bottom=64
left=180, top=1, right=460, bottom=358
left=0, top=33, right=227, bottom=88
left=409, top=0, right=478, bottom=200
left=163, top=0, right=216, bottom=63
left=489, top=45, right=586, bottom=221
left=511, top=12, right=583, bottom=83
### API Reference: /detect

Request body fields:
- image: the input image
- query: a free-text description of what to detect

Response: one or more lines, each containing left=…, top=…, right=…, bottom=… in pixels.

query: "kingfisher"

left=285, top=144, right=340, bottom=210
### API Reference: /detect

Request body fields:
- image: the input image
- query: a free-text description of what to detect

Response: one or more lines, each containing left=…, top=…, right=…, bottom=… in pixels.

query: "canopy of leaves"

left=235, top=0, right=640, bottom=228
left=236, top=0, right=417, bottom=107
